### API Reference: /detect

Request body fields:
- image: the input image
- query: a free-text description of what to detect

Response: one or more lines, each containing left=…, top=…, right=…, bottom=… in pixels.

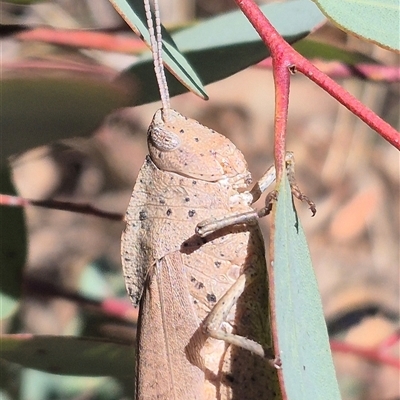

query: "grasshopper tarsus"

left=269, top=356, right=283, bottom=370
left=257, top=189, right=278, bottom=218
left=291, top=188, right=317, bottom=216
left=289, top=180, right=317, bottom=216
left=258, top=185, right=317, bottom=218
left=285, top=151, right=317, bottom=216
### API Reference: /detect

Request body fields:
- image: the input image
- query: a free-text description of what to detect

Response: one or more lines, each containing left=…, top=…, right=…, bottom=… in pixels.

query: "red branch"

left=330, top=339, right=400, bottom=370
left=16, top=28, right=400, bottom=83
left=235, top=0, right=400, bottom=155
left=234, top=0, right=400, bottom=387
left=15, top=27, right=146, bottom=53
left=0, top=194, right=123, bottom=221
left=257, top=59, right=400, bottom=83
left=23, top=276, right=137, bottom=322
left=376, top=328, right=400, bottom=351
left=272, top=58, right=291, bottom=179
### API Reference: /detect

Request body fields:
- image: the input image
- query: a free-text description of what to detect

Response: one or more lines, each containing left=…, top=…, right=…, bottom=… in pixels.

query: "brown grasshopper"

left=122, top=106, right=285, bottom=399
left=121, top=1, right=315, bottom=398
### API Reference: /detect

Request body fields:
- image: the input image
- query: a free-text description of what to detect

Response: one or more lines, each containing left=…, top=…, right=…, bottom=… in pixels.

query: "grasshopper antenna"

left=144, top=0, right=171, bottom=120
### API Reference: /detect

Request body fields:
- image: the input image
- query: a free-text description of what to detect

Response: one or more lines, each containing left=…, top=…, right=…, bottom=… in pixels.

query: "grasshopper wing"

left=136, top=252, right=204, bottom=400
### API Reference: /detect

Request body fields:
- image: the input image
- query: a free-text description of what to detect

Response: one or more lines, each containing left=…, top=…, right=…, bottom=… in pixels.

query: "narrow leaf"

left=0, top=335, right=135, bottom=378
left=109, top=0, right=207, bottom=98
left=0, top=168, right=26, bottom=319
left=119, top=0, right=326, bottom=104
left=271, top=176, right=341, bottom=400
left=1, top=72, right=132, bottom=164
left=293, top=39, right=379, bottom=65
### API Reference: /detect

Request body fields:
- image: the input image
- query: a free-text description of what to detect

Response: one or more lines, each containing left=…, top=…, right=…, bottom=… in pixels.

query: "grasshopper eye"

left=149, top=126, right=180, bottom=151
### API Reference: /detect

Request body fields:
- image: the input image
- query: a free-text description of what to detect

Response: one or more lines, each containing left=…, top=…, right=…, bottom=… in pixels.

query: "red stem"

left=330, top=339, right=400, bottom=370
left=16, top=27, right=146, bottom=54
left=235, top=0, right=400, bottom=388
left=376, top=328, right=400, bottom=352
left=0, top=194, right=123, bottom=221
left=296, top=57, right=398, bottom=146
left=235, top=0, right=400, bottom=150
left=272, top=60, right=290, bottom=179
left=257, top=59, right=400, bottom=83
left=24, top=276, right=137, bottom=322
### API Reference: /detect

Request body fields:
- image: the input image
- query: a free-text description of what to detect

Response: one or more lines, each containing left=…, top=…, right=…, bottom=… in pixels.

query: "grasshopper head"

left=147, top=109, right=251, bottom=187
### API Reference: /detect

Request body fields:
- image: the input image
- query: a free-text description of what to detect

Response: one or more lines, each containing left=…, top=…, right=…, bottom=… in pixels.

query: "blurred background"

left=1, top=0, right=399, bottom=399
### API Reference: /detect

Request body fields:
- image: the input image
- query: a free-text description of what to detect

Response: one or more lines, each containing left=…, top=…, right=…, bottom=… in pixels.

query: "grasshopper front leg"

left=196, top=152, right=316, bottom=237
left=196, top=162, right=277, bottom=237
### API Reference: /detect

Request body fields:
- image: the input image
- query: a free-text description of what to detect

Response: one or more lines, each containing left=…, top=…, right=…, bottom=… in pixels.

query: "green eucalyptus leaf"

left=109, top=0, right=207, bottom=98
left=2, top=1, right=325, bottom=160
left=0, top=335, right=134, bottom=378
left=0, top=167, right=26, bottom=320
left=312, top=0, right=400, bottom=51
left=271, top=175, right=341, bottom=400
left=1, top=72, right=132, bottom=164
left=118, top=0, right=326, bottom=105
left=20, top=369, right=123, bottom=400
left=294, top=39, right=379, bottom=65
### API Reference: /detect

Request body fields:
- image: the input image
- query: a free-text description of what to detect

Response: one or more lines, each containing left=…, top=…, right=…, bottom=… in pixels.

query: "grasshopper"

left=122, top=106, right=284, bottom=399
left=121, top=1, right=315, bottom=398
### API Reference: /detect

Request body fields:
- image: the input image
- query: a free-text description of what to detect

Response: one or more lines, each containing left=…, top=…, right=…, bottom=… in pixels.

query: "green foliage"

left=0, top=335, right=134, bottom=378
left=119, top=0, right=326, bottom=104
left=312, top=0, right=400, bottom=51
left=273, top=176, right=341, bottom=400
left=109, top=0, right=207, bottom=98
left=1, top=76, right=131, bottom=166
left=0, top=168, right=26, bottom=319
left=293, top=39, right=378, bottom=64
left=20, top=370, right=124, bottom=400
left=1, top=0, right=326, bottom=162
left=2, top=0, right=45, bottom=4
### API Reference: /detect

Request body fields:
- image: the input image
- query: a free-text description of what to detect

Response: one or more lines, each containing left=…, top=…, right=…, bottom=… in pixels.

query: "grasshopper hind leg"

left=201, top=267, right=279, bottom=368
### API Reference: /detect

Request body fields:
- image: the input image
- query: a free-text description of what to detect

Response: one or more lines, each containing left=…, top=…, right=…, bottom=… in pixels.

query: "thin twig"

left=234, top=0, right=400, bottom=150
left=257, top=59, right=400, bottom=83
left=375, top=328, right=400, bottom=352
left=16, top=28, right=400, bottom=83
left=0, top=194, right=123, bottom=221
left=24, top=276, right=137, bottom=321
left=330, top=339, right=400, bottom=370
left=15, top=27, right=147, bottom=53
